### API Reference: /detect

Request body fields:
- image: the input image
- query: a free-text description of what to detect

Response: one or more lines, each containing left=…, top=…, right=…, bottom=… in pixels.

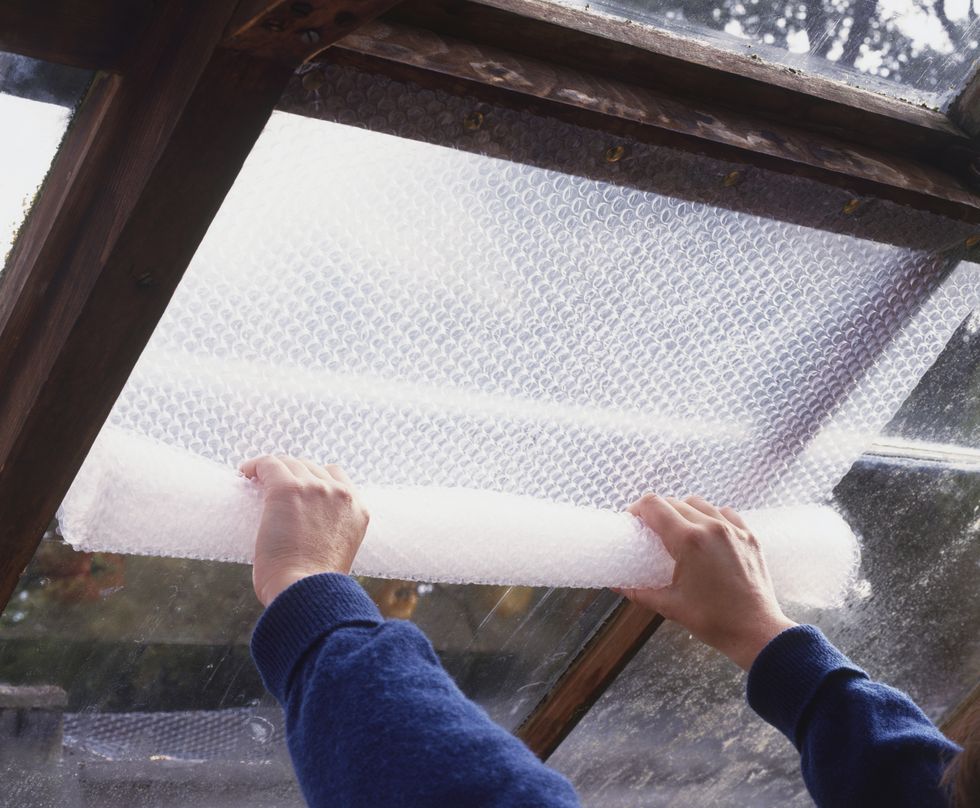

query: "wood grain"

left=222, top=0, right=407, bottom=65
left=381, top=0, right=973, bottom=169
left=516, top=601, right=664, bottom=760
left=0, top=0, right=153, bottom=72
left=333, top=21, right=980, bottom=222
left=942, top=679, right=980, bottom=746
left=950, top=68, right=980, bottom=140
left=0, top=1, right=293, bottom=610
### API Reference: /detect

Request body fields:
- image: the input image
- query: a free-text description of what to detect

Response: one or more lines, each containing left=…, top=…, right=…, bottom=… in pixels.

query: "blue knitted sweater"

left=250, top=573, right=960, bottom=807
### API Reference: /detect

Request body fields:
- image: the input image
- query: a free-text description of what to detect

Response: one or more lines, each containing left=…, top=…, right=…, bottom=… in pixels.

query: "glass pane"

left=0, top=53, right=89, bottom=270
left=0, top=539, right=614, bottom=806
left=542, top=0, right=979, bottom=108
left=551, top=444, right=980, bottom=801
left=880, top=314, right=980, bottom=450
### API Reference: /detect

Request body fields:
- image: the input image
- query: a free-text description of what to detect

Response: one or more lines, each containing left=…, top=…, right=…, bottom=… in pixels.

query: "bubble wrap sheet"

left=56, top=69, right=980, bottom=601
left=61, top=428, right=857, bottom=606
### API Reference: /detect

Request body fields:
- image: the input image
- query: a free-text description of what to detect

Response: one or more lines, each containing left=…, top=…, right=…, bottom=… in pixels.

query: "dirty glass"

left=0, top=541, right=616, bottom=806
left=550, top=325, right=980, bottom=806
left=543, top=0, right=979, bottom=108
left=0, top=52, right=89, bottom=270
left=881, top=314, right=980, bottom=451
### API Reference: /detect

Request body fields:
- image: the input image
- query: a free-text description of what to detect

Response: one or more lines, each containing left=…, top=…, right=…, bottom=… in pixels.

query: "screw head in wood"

left=604, top=145, right=626, bottom=163
left=299, top=28, right=321, bottom=44
left=722, top=170, right=741, bottom=187
left=463, top=111, right=484, bottom=131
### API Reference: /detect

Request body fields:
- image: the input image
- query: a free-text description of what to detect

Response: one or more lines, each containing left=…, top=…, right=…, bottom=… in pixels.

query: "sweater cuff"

left=746, top=624, right=866, bottom=746
left=250, top=573, right=383, bottom=703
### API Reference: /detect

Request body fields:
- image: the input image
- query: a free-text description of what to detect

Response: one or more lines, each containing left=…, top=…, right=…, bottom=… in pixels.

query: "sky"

left=0, top=94, right=69, bottom=263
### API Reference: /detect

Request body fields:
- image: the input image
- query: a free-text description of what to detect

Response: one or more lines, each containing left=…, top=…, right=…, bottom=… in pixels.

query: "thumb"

left=615, top=583, right=677, bottom=618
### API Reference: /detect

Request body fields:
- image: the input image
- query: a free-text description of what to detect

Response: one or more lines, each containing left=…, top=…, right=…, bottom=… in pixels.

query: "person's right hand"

left=619, top=494, right=796, bottom=671
left=240, top=455, right=370, bottom=607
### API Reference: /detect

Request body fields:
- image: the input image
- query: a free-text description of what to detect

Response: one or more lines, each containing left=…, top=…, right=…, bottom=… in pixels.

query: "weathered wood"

left=950, top=65, right=980, bottom=140
left=474, top=0, right=920, bottom=116
left=222, top=0, right=406, bottom=65
left=0, top=0, right=153, bottom=72
left=0, top=1, right=294, bottom=611
left=381, top=0, right=974, bottom=170
left=516, top=601, right=664, bottom=760
left=333, top=21, right=980, bottom=223
left=942, top=679, right=980, bottom=746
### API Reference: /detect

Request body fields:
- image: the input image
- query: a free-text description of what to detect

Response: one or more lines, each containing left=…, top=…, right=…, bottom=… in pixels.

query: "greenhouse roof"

left=0, top=2, right=978, bottom=805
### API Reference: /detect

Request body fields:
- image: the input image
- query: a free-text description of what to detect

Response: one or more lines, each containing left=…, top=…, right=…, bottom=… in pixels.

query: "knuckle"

left=332, top=485, right=354, bottom=503
left=707, top=521, right=730, bottom=540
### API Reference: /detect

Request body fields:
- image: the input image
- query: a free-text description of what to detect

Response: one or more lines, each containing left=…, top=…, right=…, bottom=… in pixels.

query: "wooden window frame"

left=0, top=0, right=977, bottom=768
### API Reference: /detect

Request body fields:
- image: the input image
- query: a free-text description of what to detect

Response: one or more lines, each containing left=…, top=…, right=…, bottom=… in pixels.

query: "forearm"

left=748, top=625, right=959, bottom=808
left=251, top=573, right=580, bottom=808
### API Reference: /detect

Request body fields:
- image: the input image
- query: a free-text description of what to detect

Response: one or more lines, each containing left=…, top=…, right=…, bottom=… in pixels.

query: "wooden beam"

left=942, top=678, right=980, bottom=746
left=0, top=0, right=154, bottom=72
left=471, top=0, right=950, bottom=134
left=516, top=601, right=663, bottom=760
left=332, top=20, right=980, bottom=224
left=222, top=0, right=406, bottom=65
left=381, top=0, right=975, bottom=175
left=0, top=3, right=294, bottom=610
left=950, top=65, right=980, bottom=141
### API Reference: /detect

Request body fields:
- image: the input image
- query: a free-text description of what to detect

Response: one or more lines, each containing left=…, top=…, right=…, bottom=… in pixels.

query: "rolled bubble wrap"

left=58, top=429, right=860, bottom=608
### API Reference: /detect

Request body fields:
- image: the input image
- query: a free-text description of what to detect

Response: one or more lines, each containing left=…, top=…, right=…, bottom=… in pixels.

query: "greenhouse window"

left=502, top=0, right=980, bottom=109
left=0, top=5, right=978, bottom=808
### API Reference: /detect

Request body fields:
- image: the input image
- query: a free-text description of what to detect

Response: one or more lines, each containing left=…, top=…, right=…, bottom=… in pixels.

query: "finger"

left=297, top=458, right=334, bottom=482
left=616, top=583, right=675, bottom=618
left=628, top=494, right=690, bottom=558
left=683, top=495, right=725, bottom=522
left=323, top=464, right=354, bottom=487
left=668, top=497, right=718, bottom=527
left=719, top=506, right=748, bottom=530
left=239, top=455, right=296, bottom=486
left=275, top=455, right=315, bottom=480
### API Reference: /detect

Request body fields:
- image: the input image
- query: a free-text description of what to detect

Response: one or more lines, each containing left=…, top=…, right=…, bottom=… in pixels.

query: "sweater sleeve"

left=747, top=624, right=960, bottom=808
left=250, top=573, right=581, bottom=808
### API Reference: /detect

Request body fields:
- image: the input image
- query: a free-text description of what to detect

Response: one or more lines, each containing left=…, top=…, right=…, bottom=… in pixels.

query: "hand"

left=240, top=455, right=370, bottom=607
left=619, top=494, right=796, bottom=671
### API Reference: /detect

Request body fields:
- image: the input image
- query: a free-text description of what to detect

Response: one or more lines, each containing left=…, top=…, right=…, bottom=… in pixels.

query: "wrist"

left=256, top=567, right=345, bottom=607
left=723, top=614, right=798, bottom=671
